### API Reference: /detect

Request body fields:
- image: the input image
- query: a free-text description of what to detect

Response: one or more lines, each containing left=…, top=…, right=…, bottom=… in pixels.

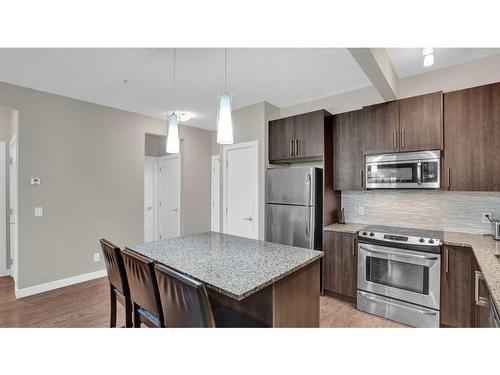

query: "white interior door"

left=211, top=155, right=220, bottom=232
left=159, top=155, right=181, bottom=239
left=144, top=157, right=158, bottom=242
left=9, top=135, right=17, bottom=283
left=0, top=142, right=6, bottom=277
left=223, top=141, right=258, bottom=239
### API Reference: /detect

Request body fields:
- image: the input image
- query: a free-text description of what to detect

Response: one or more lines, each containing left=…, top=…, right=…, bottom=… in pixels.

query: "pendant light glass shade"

left=166, top=113, right=180, bottom=153
left=217, top=91, right=234, bottom=144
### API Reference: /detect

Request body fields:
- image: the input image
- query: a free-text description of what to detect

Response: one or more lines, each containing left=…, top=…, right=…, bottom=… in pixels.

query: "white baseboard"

left=15, top=269, right=107, bottom=299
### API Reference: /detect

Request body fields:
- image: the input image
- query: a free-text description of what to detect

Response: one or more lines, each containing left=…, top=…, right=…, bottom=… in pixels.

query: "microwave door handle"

left=305, top=173, right=311, bottom=238
left=417, top=162, right=422, bottom=185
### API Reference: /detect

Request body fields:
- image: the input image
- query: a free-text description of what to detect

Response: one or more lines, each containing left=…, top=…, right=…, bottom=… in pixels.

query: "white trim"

left=0, top=142, right=6, bottom=277
left=211, top=155, right=221, bottom=232
left=14, top=269, right=107, bottom=299
left=222, top=140, right=259, bottom=239
left=9, top=134, right=18, bottom=285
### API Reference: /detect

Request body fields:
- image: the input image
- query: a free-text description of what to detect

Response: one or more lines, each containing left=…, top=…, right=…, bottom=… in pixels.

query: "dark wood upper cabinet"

left=440, top=245, right=473, bottom=328
left=268, top=110, right=328, bottom=163
left=323, top=231, right=357, bottom=301
left=269, top=117, right=295, bottom=162
left=363, top=101, right=399, bottom=155
left=399, top=92, right=443, bottom=152
left=294, top=111, right=325, bottom=160
left=333, top=110, right=364, bottom=190
left=444, top=82, right=500, bottom=191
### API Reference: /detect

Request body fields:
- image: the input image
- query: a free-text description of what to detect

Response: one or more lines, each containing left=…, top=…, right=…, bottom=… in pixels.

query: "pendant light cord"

left=172, top=48, right=176, bottom=112
left=224, top=48, right=227, bottom=91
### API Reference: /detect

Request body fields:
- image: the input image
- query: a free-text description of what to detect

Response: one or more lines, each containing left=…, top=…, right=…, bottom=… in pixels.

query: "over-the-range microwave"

left=365, top=150, right=441, bottom=189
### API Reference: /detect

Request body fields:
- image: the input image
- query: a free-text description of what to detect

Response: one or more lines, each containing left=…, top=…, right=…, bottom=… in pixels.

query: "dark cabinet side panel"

left=333, top=109, right=364, bottom=191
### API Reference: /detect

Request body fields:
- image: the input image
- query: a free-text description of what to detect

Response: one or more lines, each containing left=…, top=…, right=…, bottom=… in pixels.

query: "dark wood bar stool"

left=122, top=248, right=164, bottom=328
left=154, top=263, right=265, bottom=328
left=100, top=239, right=132, bottom=328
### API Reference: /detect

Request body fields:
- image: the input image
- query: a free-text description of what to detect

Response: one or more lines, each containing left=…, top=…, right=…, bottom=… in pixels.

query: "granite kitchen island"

left=130, top=232, right=323, bottom=327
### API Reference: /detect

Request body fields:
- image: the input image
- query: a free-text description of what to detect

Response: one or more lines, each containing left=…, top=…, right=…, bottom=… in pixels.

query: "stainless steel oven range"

left=356, top=225, right=443, bottom=328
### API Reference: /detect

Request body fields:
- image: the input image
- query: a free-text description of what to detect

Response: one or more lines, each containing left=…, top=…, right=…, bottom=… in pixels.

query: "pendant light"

left=166, top=48, right=180, bottom=154
left=217, top=48, right=234, bottom=144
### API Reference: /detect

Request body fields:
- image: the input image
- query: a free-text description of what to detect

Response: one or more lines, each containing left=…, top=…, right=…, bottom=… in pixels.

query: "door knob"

left=146, top=206, right=152, bottom=211
left=171, top=208, right=178, bottom=212
left=243, top=216, right=253, bottom=221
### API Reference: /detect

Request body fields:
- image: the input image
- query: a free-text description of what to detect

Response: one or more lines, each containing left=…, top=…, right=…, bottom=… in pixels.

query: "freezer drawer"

left=266, top=167, right=321, bottom=206
left=266, top=204, right=316, bottom=249
left=357, top=290, right=440, bottom=328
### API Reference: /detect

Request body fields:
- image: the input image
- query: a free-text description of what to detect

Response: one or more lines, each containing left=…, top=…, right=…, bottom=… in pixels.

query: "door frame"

left=9, top=134, right=18, bottom=283
left=158, top=154, right=181, bottom=238
left=211, top=155, right=221, bottom=232
left=144, top=156, right=159, bottom=242
left=0, top=142, right=6, bottom=277
left=222, top=140, right=259, bottom=238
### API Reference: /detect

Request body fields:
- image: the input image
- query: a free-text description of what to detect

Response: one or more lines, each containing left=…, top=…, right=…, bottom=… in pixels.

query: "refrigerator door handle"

left=305, top=173, right=311, bottom=238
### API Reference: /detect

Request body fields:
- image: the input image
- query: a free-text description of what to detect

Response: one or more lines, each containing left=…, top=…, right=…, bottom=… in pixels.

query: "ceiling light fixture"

left=217, top=48, right=234, bottom=145
left=422, top=48, right=434, bottom=67
left=177, top=112, right=192, bottom=122
left=166, top=49, right=180, bottom=154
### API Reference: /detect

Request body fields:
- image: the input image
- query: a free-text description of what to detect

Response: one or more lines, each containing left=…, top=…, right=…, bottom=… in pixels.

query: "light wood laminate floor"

left=0, top=276, right=405, bottom=328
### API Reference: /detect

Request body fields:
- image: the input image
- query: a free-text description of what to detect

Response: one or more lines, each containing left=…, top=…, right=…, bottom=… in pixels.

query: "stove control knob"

left=369, top=232, right=375, bottom=237
left=428, top=239, right=435, bottom=244
left=419, top=238, right=425, bottom=243
left=362, top=231, right=368, bottom=236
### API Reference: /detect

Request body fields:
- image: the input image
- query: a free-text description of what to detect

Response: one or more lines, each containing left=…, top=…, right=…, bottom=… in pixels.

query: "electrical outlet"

left=358, top=206, right=365, bottom=216
left=482, top=213, right=492, bottom=224
left=93, top=253, right=100, bottom=263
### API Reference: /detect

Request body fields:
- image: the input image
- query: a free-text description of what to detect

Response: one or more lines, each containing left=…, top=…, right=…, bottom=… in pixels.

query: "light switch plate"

left=31, top=177, right=41, bottom=185
left=93, top=253, right=100, bottom=262
left=358, top=206, right=365, bottom=216
left=34, top=207, right=43, bottom=217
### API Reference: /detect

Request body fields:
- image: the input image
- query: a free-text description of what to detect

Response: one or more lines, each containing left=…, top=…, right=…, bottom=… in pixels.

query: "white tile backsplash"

left=342, top=191, right=500, bottom=234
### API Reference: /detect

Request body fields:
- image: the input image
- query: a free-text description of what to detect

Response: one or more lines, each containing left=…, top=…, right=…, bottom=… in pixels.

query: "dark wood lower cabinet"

left=440, top=245, right=473, bottom=327
left=440, top=245, right=494, bottom=328
left=323, top=231, right=357, bottom=301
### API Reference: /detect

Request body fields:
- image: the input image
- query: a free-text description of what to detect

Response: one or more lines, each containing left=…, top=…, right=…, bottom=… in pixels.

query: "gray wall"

left=0, top=81, right=167, bottom=289
left=145, top=133, right=167, bottom=157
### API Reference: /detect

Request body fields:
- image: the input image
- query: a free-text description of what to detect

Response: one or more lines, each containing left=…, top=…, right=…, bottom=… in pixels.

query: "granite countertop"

left=129, top=232, right=323, bottom=301
left=323, top=223, right=366, bottom=234
left=323, top=222, right=500, bottom=311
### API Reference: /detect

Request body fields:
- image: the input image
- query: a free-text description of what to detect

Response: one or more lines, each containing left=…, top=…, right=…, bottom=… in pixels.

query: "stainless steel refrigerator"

left=265, top=167, right=323, bottom=250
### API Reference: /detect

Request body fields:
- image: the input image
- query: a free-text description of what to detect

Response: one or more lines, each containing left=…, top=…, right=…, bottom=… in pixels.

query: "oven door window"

left=366, top=257, right=429, bottom=295
left=367, top=163, right=419, bottom=184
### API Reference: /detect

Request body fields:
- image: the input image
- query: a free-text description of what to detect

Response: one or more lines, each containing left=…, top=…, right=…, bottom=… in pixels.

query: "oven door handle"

left=359, top=291, right=438, bottom=315
left=359, top=245, right=438, bottom=261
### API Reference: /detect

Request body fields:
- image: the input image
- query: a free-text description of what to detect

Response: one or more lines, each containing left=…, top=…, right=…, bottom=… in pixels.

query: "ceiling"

left=386, top=48, right=500, bottom=78
left=0, top=48, right=499, bottom=130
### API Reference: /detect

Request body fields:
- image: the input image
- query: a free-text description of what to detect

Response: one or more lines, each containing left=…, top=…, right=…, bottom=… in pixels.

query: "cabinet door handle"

left=352, top=236, right=356, bottom=256
left=475, top=271, right=489, bottom=307
left=444, top=247, right=449, bottom=273
left=401, top=129, right=405, bottom=148
left=295, top=139, right=299, bottom=156
left=289, top=140, right=293, bottom=156
left=447, top=167, right=451, bottom=190
left=392, top=130, right=396, bottom=149
left=360, top=169, right=364, bottom=188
